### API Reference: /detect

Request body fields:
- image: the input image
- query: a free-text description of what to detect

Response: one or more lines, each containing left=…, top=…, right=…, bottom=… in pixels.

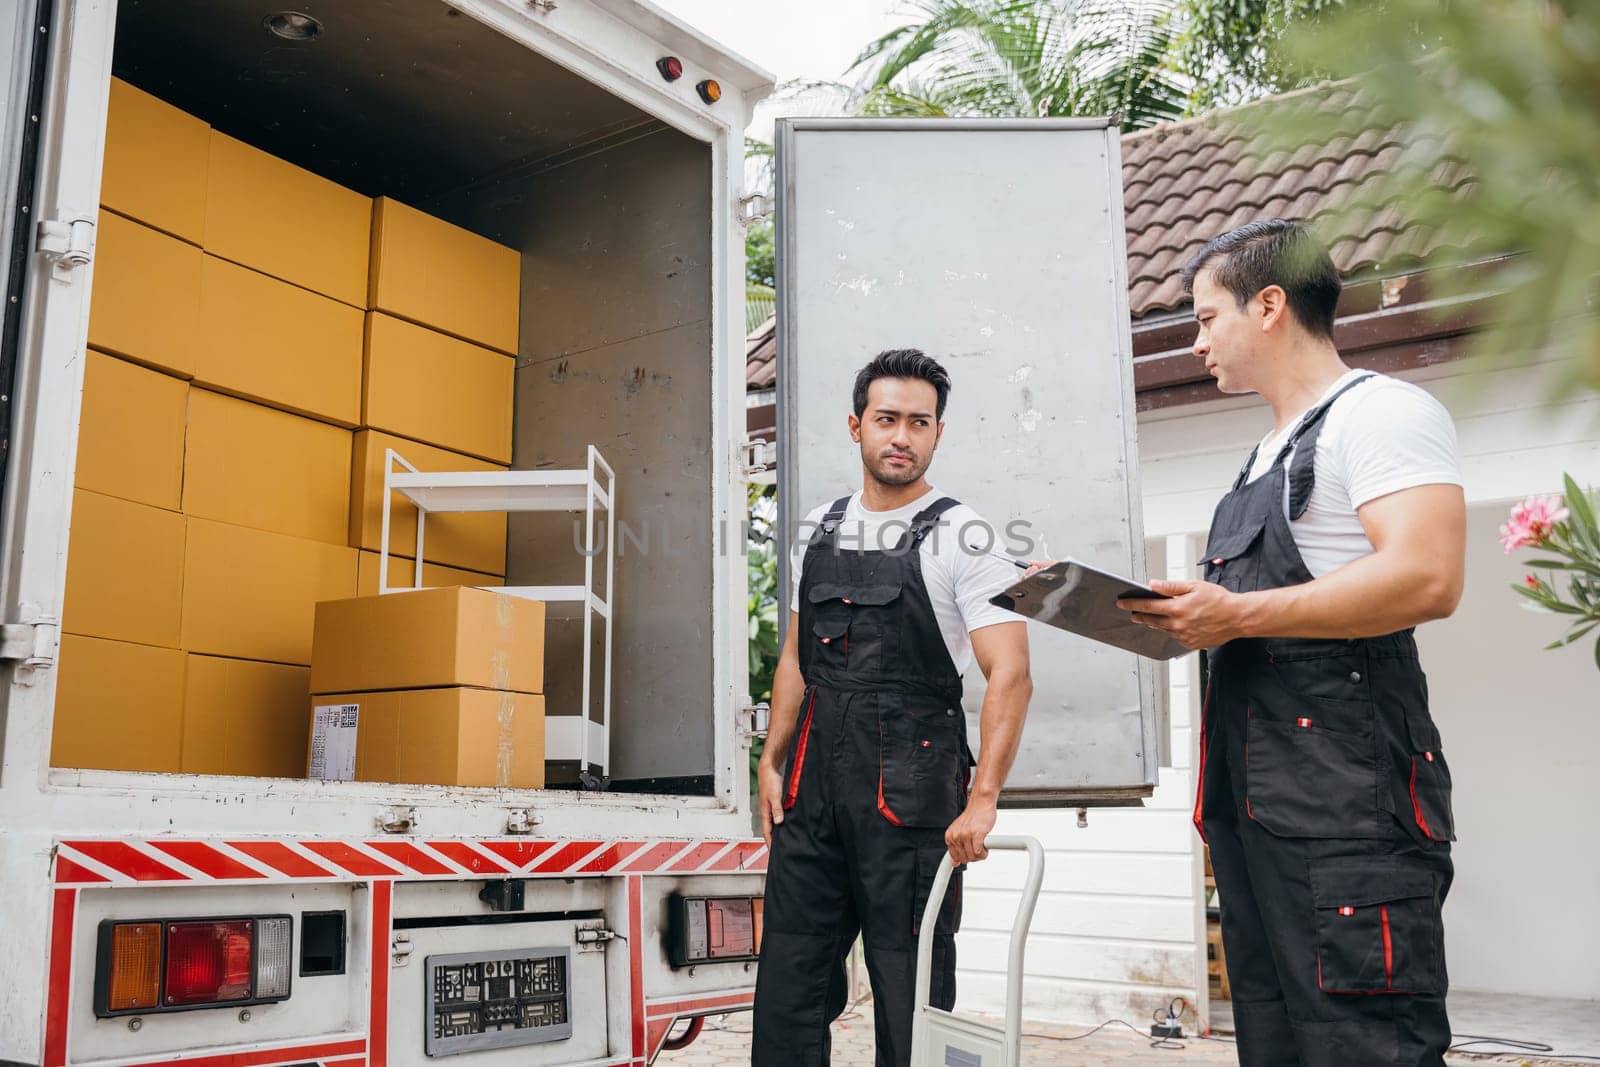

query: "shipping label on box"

left=309, top=702, right=360, bottom=780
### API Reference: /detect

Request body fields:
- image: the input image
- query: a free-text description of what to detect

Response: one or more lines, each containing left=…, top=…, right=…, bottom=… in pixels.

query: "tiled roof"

left=1122, top=78, right=1472, bottom=318
left=748, top=78, right=1475, bottom=389
left=747, top=314, right=776, bottom=390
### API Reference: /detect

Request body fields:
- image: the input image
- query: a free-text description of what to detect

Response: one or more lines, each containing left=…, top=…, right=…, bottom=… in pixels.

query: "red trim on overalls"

left=1192, top=678, right=1213, bottom=841
left=783, top=688, right=818, bottom=810
left=1409, top=754, right=1446, bottom=840
left=877, top=753, right=904, bottom=827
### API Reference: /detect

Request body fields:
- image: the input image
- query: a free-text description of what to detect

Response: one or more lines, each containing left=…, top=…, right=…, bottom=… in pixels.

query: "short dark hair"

left=1180, top=219, right=1341, bottom=340
left=852, top=348, right=951, bottom=420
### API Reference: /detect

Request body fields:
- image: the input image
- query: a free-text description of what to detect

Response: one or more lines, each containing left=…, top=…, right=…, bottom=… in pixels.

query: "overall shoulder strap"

left=808, top=495, right=853, bottom=548
left=1283, top=373, right=1378, bottom=519
left=904, top=496, right=962, bottom=550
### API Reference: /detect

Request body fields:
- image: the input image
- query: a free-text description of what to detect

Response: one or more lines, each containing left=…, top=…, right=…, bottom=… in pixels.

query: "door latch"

left=575, top=921, right=618, bottom=953
left=36, top=216, right=95, bottom=278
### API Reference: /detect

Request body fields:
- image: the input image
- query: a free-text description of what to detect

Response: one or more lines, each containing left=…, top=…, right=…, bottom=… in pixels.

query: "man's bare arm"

left=944, top=620, right=1032, bottom=864
left=1124, top=483, right=1466, bottom=648
left=755, top=613, right=806, bottom=845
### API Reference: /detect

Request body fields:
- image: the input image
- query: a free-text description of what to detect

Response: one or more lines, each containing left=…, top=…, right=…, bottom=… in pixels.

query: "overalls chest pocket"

left=1200, top=513, right=1269, bottom=594
left=807, top=581, right=902, bottom=673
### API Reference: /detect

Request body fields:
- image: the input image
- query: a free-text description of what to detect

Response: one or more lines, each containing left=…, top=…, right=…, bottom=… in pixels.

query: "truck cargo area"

left=57, top=0, right=722, bottom=795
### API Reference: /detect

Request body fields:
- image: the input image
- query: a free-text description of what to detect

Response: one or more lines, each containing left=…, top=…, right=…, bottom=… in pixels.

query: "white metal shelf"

left=379, top=445, right=616, bottom=785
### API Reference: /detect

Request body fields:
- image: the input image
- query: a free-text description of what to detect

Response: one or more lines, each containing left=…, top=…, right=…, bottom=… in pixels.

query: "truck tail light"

left=667, top=895, right=762, bottom=968
left=96, top=915, right=293, bottom=1016
left=165, top=921, right=254, bottom=1005
left=106, top=923, right=162, bottom=1011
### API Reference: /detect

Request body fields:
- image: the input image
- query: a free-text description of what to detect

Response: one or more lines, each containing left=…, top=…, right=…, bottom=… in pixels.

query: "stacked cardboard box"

left=308, top=588, right=545, bottom=788
left=55, top=80, right=526, bottom=780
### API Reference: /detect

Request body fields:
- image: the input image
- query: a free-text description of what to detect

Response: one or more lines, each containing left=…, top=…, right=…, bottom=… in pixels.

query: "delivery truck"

left=0, top=1, right=1157, bottom=1064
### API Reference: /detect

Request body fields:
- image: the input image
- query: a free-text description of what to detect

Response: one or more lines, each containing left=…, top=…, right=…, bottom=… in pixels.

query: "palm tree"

left=846, top=0, right=1188, bottom=129
left=838, top=0, right=1343, bottom=129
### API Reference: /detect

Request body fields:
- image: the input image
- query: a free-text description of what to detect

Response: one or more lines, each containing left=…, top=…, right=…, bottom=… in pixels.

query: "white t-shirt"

left=1245, top=370, right=1463, bottom=577
left=789, top=486, right=1018, bottom=676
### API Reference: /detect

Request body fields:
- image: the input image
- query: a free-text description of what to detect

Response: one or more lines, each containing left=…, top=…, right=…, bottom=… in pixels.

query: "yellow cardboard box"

left=311, top=687, right=544, bottom=789
left=356, top=552, right=503, bottom=597
left=183, top=655, right=311, bottom=778
left=100, top=78, right=209, bottom=244
left=88, top=211, right=203, bottom=378
left=363, top=313, right=514, bottom=463
left=349, top=430, right=507, bottom=573
left=182, top=517, right=359, bottom=666
left=310, top=586, right=544, bottom=696
left=204, top=131, right=370, bottom=307
left=197, top=256, right=364, bottom=426
left=76, top=349, right=187, bottom=511
left=62, top=489, right=184, bottom=648
left=184, top=389, right=353, bottom=545
left=368, top=197, right=521, bottom=353
left=52, top=635, right=184, bottom=773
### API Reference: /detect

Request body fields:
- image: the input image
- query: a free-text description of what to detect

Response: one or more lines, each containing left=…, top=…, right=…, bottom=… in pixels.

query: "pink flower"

left=1500, top=494, right=1569, bottom=553
left=1524, top=574, right=1540, bottom=589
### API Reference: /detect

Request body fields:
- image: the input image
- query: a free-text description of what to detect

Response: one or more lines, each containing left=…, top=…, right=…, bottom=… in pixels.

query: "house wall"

left=953, top=354, right=1600, bottom=1023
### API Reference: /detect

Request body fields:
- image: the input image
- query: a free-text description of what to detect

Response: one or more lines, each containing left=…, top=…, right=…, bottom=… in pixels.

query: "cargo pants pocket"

left=1246, top=715, right=1381, bottom=838
left=1310, top=857, right=1443, bottom=995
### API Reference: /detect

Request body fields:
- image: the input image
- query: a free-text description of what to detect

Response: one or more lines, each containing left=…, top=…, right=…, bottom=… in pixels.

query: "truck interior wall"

left=431, top=128, right=716, bottom=791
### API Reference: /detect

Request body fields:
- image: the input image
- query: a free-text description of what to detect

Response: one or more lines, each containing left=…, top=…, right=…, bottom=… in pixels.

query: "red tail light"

left=95, top=914, right=293, bottom=1016
left=165, top=921, right=254, bottom=1005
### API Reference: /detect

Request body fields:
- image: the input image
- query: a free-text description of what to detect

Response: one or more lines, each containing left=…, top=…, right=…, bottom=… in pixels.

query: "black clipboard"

left=989, top=560, right=1191, bottom=660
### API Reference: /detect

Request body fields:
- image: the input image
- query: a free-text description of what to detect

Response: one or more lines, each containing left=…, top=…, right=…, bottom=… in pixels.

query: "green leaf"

left=1544, top=619, right=1599, bottom=650
left=1594, top=633, right=1600, bottom=673
left=1562, top=474, right=1599, bottom=550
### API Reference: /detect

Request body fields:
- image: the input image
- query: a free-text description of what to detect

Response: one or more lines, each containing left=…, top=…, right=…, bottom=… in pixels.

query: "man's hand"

left=945, top=797, right=998, bottom=865
left=1024, top=559, right=1055, bottom=577
left=757, top=758, right=786, bottom=848
left=1118, top=579, right=1251, bottom=650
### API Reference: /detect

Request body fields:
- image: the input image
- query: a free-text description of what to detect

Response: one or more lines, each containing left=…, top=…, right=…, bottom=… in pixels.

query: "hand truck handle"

left=913, top=835, right=1046, bottom=1054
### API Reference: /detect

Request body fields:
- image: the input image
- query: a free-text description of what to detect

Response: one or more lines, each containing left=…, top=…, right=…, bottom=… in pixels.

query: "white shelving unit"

left=379, top=445, right=616, bottom=783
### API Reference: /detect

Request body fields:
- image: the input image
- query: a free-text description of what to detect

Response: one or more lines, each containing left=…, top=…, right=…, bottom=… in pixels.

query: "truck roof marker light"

left=696, top=79, right=722, bottom=104
left=657, top=57, right=683, bottom=82
left=106, top=923, right=162, bottom=1012
left=263, top=11, right=323, bottom=41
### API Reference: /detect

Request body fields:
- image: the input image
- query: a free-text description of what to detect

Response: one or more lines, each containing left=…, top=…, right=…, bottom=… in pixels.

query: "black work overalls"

left=752, top=495, right=972, bottom=1067
left=1197, top=375, right=1458, bottom=1066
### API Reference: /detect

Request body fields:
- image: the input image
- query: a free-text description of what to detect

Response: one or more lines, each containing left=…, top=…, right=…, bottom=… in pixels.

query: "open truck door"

left=776, top=118, right=1160, bottom=805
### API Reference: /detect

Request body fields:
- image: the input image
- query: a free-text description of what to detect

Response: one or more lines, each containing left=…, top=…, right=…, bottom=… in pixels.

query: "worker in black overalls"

left=752, top=349, right=1033, bottom=1067
left=1119, top=221, right=1467, bottom=1066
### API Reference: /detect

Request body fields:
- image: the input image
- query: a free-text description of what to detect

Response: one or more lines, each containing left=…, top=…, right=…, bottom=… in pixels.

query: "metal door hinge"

left=1, top=620, right=58, bottom=670
left=36, top=215, right=95, bottom=277
left=392, top=933, right=413, bottom=967
left=742, top=438, right=775, bottom=477
left=575, top=921, right=617, bottom=953
left=377, top=806, right=418, bottom=833
left=738, top=702, right=770, bottom=740
left=737, top=193, right=773, bottom=228
left=505, top=808, right=543, bottom=834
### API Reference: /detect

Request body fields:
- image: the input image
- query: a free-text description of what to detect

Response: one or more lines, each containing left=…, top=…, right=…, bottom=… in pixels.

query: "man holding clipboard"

left=1118, top=221, right=1467, bottom=1066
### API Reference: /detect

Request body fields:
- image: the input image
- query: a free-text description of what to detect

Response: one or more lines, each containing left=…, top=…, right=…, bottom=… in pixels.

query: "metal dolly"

left=911, top=835, right=1045, bottom=1067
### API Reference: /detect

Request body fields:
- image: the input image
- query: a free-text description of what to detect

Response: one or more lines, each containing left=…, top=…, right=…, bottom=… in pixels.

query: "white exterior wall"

left=953, top=353, right=1600, bottom=1025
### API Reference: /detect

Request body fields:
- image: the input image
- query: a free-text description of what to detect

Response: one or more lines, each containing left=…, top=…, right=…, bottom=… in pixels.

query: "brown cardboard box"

left=312, top=687, right=543, bottom=788
left=362, top=314, right=514, bottom=463
left=62, top=489, right=184, bottom=648
left=349, top=430, right=507, bottom=573
left=310, top=586, right=544, bottom=696
left=368, top=197, right=521, bottom=353
left=184, top=389, right=353, bottom=545
left=88, top=211, right=203, bottom=378
left=198, top=256, right=364, bottom=426
left=52, top=635, right=184, bottom=772
left=204, top=131, right=371, bottom=307
left=100, top=78, right=209, bottom=244
left=182, top=517, right=359, bottom=665
left=183, top=655, right=310, bottom=778
left=356, top=552, right=503, bottom=597
left=76, top=350, right=188, bottom=511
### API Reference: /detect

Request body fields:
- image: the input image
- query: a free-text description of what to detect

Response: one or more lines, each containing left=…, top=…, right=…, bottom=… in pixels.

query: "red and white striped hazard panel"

left=54, top=837, right=768, bottom=886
